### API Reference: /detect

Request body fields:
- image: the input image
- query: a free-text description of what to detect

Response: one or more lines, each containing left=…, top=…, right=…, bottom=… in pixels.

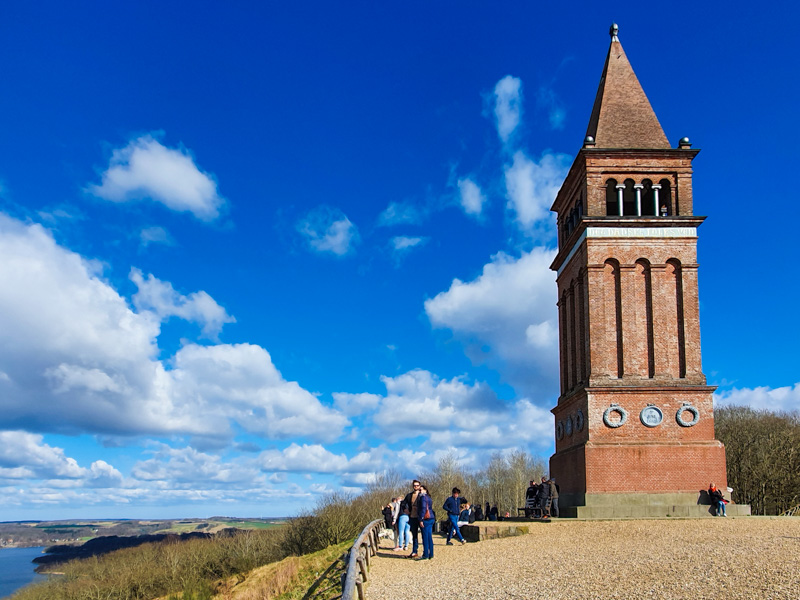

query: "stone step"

left=561, top=504, right=751, bottom=519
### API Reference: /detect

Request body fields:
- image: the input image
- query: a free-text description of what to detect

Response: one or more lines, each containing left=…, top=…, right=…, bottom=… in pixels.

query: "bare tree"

left=715, top=405, right=800, bottom=515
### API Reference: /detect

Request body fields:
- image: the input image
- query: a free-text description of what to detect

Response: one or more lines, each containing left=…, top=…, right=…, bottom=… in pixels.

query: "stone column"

left=634, top=184, right=644, bottom=216
left=652, top=184, right=661, bottom=216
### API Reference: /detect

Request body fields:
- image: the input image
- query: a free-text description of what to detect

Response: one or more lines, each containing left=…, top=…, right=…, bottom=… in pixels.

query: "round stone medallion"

left=640, top=405, right=663, bottom=428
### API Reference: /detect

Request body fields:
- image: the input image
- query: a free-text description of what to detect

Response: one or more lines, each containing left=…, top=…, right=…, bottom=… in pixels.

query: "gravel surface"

left=367, top=518, right=800, bottom=599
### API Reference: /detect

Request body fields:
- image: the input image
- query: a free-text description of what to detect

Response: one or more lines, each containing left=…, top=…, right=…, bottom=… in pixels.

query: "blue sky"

left=1, top=1, right=798, bottom=520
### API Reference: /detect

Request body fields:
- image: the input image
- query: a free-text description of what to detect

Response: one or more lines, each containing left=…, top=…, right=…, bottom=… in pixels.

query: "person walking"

left=443, top=487, right=467, bottom=545
left=417, top=485, right=436, bottom=560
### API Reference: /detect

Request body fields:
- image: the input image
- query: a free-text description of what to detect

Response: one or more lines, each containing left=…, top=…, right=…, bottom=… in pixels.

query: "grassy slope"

left=215, top=541, right=351, bottom=600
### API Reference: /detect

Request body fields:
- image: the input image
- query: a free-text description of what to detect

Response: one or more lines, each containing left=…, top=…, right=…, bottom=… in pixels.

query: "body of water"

left=0, top=547, right=46, bottom=599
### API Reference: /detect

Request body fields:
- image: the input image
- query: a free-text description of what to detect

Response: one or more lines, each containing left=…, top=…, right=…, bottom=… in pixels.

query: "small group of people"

left=708, top=483, right=729, bottom=517
left=381, top=480, right=473, bottom=561
left=525, top=476, right=560, bottom=518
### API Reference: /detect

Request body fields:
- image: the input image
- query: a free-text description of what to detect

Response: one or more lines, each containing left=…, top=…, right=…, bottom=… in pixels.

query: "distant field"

left=153, top=519, right=285, bottom=534
left=0, top=518, right=286, bottom=548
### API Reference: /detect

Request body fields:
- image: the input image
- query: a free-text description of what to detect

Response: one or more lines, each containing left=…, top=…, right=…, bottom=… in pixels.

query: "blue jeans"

left=446, top=514, right=464, bottom=542
left=409, top=517, right=420, bottom=554
left=397, top=514, right=410, bottom=548
left=421, top=517, right=435, bottom=558
left=715, top=500, right=726, bottom=516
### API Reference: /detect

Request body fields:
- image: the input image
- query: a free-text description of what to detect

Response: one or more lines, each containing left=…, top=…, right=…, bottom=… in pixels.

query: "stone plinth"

left=458, top=521, right=541, bottom=542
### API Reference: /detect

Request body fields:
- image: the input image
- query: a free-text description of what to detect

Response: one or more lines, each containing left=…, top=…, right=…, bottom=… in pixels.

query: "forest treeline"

left=715, top=405, right=800, bottom=515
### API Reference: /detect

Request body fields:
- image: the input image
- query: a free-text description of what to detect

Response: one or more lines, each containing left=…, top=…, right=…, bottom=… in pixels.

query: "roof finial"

left=610, top=23, right=619, bottom=42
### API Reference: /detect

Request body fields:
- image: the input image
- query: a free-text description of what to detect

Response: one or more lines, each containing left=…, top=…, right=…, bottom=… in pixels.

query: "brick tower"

left=548, top=25, right=747, bottom=518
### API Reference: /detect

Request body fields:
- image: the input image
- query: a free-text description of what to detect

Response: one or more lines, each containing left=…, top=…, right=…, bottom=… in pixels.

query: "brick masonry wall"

left=551, top=388, right=727, bottom=497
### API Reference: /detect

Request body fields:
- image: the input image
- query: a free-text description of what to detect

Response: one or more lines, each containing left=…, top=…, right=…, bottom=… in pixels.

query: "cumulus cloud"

left=260, top=443, right=350, bottom=473
left=0, top=213, right=347, bottom=442
left=333, top=392, right=382, bottom=417
left=504, top=150, right=570, bottom=233
left=133, top=443, right=261, bottom=485
left=168, top=343, right=349, bottom=442
left=0, top=431, right=122, bottom=485
left=714, top=383, right=800, bottom=413
left=493, top=75, right=523, bottom=144
left=297, top=206, right=359, bottom=256
left=130, top=268, right=235, bottom=339
left=371, top=370, right=501, bottom=439
left=424, top=248, right=558, bottom=400
left=333, top=369, right=553, bottom=456
left=457, top=177, right=487, bottom=217
left=87, top=134, right=225, bottom=221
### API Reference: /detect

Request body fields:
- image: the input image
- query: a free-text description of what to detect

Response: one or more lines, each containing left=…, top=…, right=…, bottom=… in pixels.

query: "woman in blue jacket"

left=418, top=484, right=436, bottom=560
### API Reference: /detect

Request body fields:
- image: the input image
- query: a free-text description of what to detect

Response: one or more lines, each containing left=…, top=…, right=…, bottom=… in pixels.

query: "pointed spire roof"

left=585, top=24, right=670, bottom=149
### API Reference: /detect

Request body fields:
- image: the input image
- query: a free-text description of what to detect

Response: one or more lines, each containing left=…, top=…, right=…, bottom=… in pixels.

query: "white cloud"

left=260, top=443, right=349, bottom=473
left=504, top=150, right=570, bottom=232
left=0, top=431, right=123, bottom=485
left=537, top=86, right=566, bottom=130
left=425, top=399, right=553, bottom=451
left=0, top=213, right=347, bottom=443
left=457, top=177, right=487, bottom=216
left=168, top=343, right=349, bottom=442
left=368, top=369, right=503, bottom=442
left=333, top=368, right=553, bottom=456
left=714, top=383, right=800, bottom=413
left=87, top=134, right=225, bottom=221
left=297, top=206, right=359, bottom=256
left=333, top=392, right=382, bottom=417
left=377, top=201, right=424, bottom=226
left=130, top=268, right=235, bottom=339
left=391, top=236, right=426, bottom=252
left=133, top=444, right=261, bottom=485
left=140, top=226, right=174, bottom=247
left=390, top=236, right=428, bottom=262
left=424, top=248, right=558, bottom=400
left=493, top=75, right=523, bottom=144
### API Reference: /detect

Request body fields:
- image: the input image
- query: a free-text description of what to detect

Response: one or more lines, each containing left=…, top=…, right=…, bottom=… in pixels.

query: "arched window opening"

left=604, top=258, right=623, bottom=378
left=658, top=179, right=673, bottom=216
left=642, top=179, right=657, bottom=216
left=667, top=258, right=686, bottom=378
left=636, top=259, right=655, bottom=378
left=605, top=179, right=619, bottom=215
left=622, top=179, right=636, bottom=216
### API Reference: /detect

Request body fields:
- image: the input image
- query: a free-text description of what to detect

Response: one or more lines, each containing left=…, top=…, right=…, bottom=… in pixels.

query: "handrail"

left=341, top=519, right=384, bottom=600
left=779, top=504, right=800, bottom=517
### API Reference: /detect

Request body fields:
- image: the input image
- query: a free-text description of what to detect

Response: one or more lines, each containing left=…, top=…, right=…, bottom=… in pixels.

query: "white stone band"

left=556, top=227, right=698, bottom=276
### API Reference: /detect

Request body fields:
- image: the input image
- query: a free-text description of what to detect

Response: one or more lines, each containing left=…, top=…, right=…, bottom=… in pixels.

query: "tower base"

left=557, top=492, right=751, bottom=519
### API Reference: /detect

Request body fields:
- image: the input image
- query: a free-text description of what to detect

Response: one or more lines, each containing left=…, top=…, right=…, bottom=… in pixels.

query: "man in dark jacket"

left=536, top=476, right=551, bottom=517
left=442, top=487, right=467, bottom=545
left=549, top=478, right=560, bottom=518
left=402, top=480, right=422, bottom=557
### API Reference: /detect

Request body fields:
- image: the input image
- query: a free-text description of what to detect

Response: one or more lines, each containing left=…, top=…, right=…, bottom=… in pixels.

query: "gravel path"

left=368, top=518, right=800, bottom=599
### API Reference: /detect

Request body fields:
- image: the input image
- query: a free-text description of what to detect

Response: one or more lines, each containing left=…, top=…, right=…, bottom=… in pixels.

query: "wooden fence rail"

left=341, top=519, right=383, bottom=600
left=303, top=519, right=384, bottom=600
